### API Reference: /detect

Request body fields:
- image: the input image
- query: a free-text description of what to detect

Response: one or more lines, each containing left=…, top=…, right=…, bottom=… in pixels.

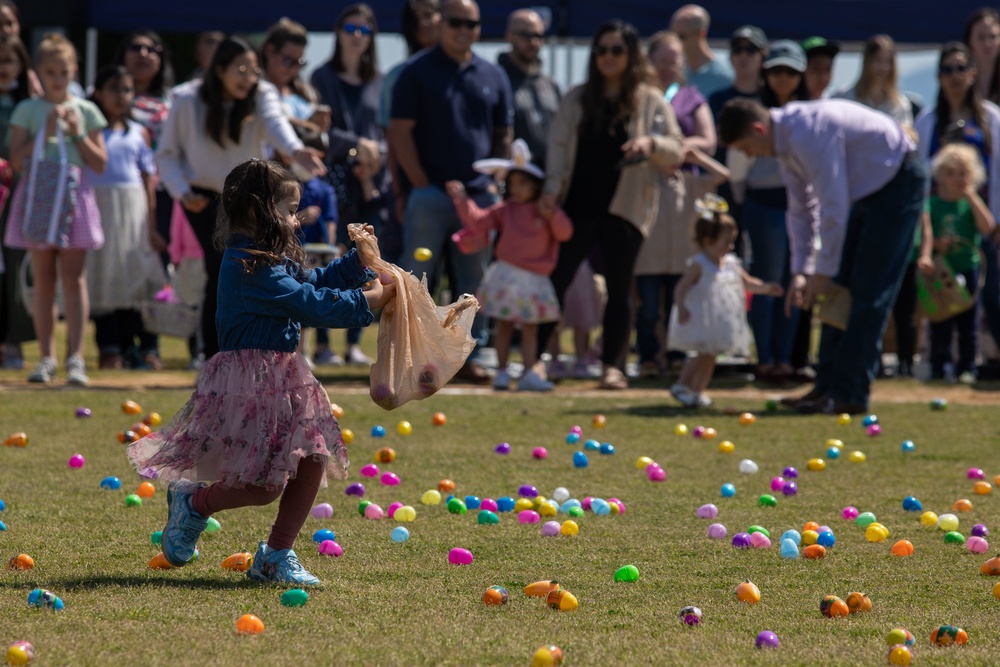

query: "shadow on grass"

left=0, top=574, right=264, bottom=592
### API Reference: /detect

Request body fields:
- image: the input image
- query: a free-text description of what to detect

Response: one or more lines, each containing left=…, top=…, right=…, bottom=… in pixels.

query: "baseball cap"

left=730, top=25, right=767, bottom=51
left=764, top=40, right=807, bottom=72
left=801, top=36, right=841, bottom=59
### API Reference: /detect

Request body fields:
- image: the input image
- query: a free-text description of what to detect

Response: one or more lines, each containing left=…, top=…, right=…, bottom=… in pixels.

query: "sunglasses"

left=280, top=55, right=307, bottom=69
left=594, top=44, right=627, bottom=57
left=342, top=22, right=373, bottom=37
left=445, top=17, right=481, bottom=30
left=126, top=43, right=163, bottom=56
left=515, top=31, right=544, bottom=41
left=940, top=63, right=971, bottom=76
left=731, top=44, right=760, bottom=56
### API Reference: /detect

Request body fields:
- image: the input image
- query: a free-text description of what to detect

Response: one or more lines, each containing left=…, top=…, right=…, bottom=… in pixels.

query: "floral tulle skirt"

left=126, top=349, right=349, bottom=490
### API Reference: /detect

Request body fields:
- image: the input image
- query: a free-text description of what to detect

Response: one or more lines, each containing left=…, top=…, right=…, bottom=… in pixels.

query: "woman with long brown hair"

left=837, top=35, right=912, bottom=126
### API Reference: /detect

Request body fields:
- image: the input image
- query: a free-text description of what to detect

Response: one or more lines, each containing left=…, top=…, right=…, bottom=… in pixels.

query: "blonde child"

left=917, top=143, right=996, bottom=382
left=127, top=159, right=394, bottom=585
left=5, top=34, right=107, bottom=385
left=669, top=194, right=783, bottom=407
left=447, top=139, right=573, bottom=391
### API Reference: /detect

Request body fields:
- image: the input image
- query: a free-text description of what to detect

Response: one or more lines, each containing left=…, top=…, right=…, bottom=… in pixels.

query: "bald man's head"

left=670, top=4, right=709, bottom=30
left=442, top=0, right=478, bottom=16
left=506, top=8, right=545, bottom=64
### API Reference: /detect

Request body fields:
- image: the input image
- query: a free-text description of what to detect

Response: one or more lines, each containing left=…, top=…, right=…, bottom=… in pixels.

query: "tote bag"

left=15, top=123, right=80, bottom=247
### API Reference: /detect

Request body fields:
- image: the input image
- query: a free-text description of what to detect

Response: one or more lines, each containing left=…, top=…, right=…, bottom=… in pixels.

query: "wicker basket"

left=140, top=300, right=200, bottom=339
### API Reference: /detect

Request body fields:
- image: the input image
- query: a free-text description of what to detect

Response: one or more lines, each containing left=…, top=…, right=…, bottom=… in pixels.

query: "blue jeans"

left=814, top=154, right=926, bottom=406
left=930, top=269, right=979, bottom=377
left=401, top=186, right=495, bottom=352
left=744, top=197, right=799, bottom=366
left=635, top=274, right=682, bottom=364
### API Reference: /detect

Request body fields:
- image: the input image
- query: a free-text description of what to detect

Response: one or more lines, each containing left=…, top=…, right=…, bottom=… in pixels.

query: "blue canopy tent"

left=85, top=0, right=981, bottom=43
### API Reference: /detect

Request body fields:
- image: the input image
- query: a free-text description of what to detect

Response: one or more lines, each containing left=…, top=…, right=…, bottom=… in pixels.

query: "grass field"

left=2, top=367, right=1000, bottom=666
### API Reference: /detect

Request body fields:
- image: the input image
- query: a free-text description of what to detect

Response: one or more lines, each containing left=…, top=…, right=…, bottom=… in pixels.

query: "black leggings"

left=539, top=214, right=644, bottom=368
left=184, top=188, right=222, bottom=359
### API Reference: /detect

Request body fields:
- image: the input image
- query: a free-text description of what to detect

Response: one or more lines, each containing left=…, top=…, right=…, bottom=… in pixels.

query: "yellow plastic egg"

left=807, top=458, right=826, bottom=471
left=538, top=502, right=557, bottom=517
left=413, top=247, right=433, bottom=262
left=718, top=440, right=735, bottom=454
left=675, top=423, right=689, bottom=436
left=396, top=421, right=412, bottom=436
left=801, top=529, right=819, bottom=546
left=420, top=489, right=442, bottom=505
left=514, top=498, right=534, bottom=512
left=920, top=511, right=939, bottom=527
left=341, top=429, right=354, bottom=444
left=992, top=581, right=1000, bottom=599
left=635, top=456, right=653, bottom=470
left=532, top=495, right=548, bottom=509
left=866, top=524, right=889, bottom=543
left=561, top=520, right=579, bottom=536
left=837, top=413, right=851, bottom=425
left=849, top=450, right=866, bottom=463
left=826, top=439, right=843, bottom=448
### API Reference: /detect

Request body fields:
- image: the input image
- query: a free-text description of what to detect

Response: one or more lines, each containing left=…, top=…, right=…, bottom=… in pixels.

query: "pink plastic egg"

left=364, top=503, right=385, bottom=520
left=968, top=468, right=986, bottom=480
left=570, top=425, right=583, bottom=435
left=360, top=464, right=379, bottom=477
left=532, top=447, right=548, bottom=460
left=387, top=502, right=403, bottom=518
left=692, top=426, right=706, bottom=438
left=68, top=454, right=85, bottom=469
left=842, top=506, right=859, bottom=520
left=866, top=424, right=881, bottom=437
left=319, top=540, right=342, bottom=557
left=448, top=548, right=474, bottom=565
left=518, top=510, right=540, bottom=524
left=647, top=466, right=666, bottom=482
left=750, top=532, right=772, bottom=548
left=480, top=498, right=498, bottom=512
left=542, top=521, right=561, bottom=536
left=380, top=472, right=400, bottom=486
left=581, top=497, right=593, bottom=511
left=708, top=523, right=727, bottom=539
left=311, top=503, right=334, bottom=519
left=770, top=476, right=785, bottom=492
left=967, top=536, right=989, bottom=553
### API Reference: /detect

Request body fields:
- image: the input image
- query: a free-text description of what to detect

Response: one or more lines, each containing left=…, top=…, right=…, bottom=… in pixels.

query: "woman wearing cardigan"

left=538, top=20, right=683, bottom=389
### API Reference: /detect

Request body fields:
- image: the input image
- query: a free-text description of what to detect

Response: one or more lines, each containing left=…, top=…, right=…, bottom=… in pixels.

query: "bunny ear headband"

left=694, top=193, right=730, bottom=221
left=472, top=138, right=545, bottom=180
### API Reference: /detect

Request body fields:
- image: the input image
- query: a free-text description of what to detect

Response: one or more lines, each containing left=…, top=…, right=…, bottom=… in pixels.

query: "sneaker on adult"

left=493, top=368, right=511, bottom=390
left=346, top=345, right=373, bottom=365
left=670, top=383, right=698, bottom=407
left=517, top=369, right=554, bottom=392
left=247, top=541, right=320, bottom=586
left=313, top=348, right=344, bottom=366
left=67, top=355, right=92, bottom=386
left=27, top=357, right=56, bottom=383
left=162, top=480, right=208, bottom=566
left=695, top=393, right=713, bottom=408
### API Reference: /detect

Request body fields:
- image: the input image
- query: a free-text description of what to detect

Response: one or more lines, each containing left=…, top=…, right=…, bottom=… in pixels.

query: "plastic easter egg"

left=993, top=581, right=1000, bottom=598
left=608, top=563, right=641, bottom=583
left=517, top=484, right=538, bottom=498
left=887, top=628, right=916, bottom=647
left=827, top=446, right=841, bottom=459
left=3, top=432, right=27, bottom=447
left=311, top=503, right=333, bottom=519
left=341, top=429, right=354, bottom=444
left=281, top=588, right=308, bottom=608
left=458, top=496, right=478, bottom=511
left=677, top=605, right=703, bottom=626
left=591, top=498, right=611, bottom=515
left=890, top=540, right=914, bottom=557
left=731, top=532, right=752, bottom=548
left=5, top=641, right=35, bottom=666
left=148, top=552, right=172, bottom=570
left=518, top=510, right=540, bottom=524
left=967, top=536, right=989, bottom=553
left=125, top=494, right=142, bottom=508
left=952, top=498, right=973, bottom=512
left=781, top=530, right=801, bottom=545
left=236, top=614, right=264, bottom=635
left=560, top=499, right=581, bottom=513
left=473, top=509, right=498, bottom=525
left=766, top=399, right=778, bottom=411
left=938, top=513, right=960, bottom=531
left=359, top=464, right=379, bottom=477
left=820, top=595, right=849, bottom=618
left=117, top=430, right=137, bottom=444
left=975, top=481, right=993, bottom=495
left=756, top=631, right=779, bottom=648
left=855, top=512, right=877, bottom=527
left=849, top=450, right=866, bottom=463
left=739, top=459, right=759, bottom=474
left=420, top=489, right=441, bottom=505
left=412, top=247, right=433, bottom=262
left=100, top=476, right=122, bottom=490
left=391, top=527, right=410, bottom=543
left=718, top=440, right=735, bottom=454
left=902, top=496, right=922, bottom=512
left=482, top=585, right=508, bottom=605
left=599, top=442, right=615, bottom=455
left=930, top=625, right=968, bottom=646
left=841, top=506, right=859, bottom=520
left=702, top=427, right=718, bottom=440
left=635, top=456, right=654, bottom=470
left=968, top=467, right=986, bottom=480
left=203, top=517, right=221, bottom=534
left=380, top=472, right=401, bottom=487
left=758, top=494, right=777, bottom=508
left=565, top=432, right=580, bottom=445
left=150, top=530, right=162, bottom=546
left=364, top=503, right=385, bottom=520
left=708, top=523, right=727, bottom=539
left=371, top=447, right=395, bottom=464
left=493, top=496, right=513, bottom=512
left=692, top=426, right=705, bottom=439
left=802, top=544, right=827, bottom=559
left=532, top=447, right=548, bottom=460
left=583, top=439, right=600, bottom=451
left=770, top=476, right=785, bottom=492
left=122, top=400, right=142, bottom=415
left=930, top=397, right=948, bottom=411
left=567, top=506, right=584, bottom=518
left=972, top=524, right=989, bottom=537
left=944, top=531, right=966, bottom=544
left=530, top=644, right=564, bottom=667
left=696, top=503, right=718, bottom=519
left=345, top=483, right=365, bottom=497
left=866, top=524, right=889, bottom=543
left=750, top=532, right=772, bottom=548
left=318, top=540, right=342, bottom=557
left=817, top=531, right=836, bottom=548
left=807, top=458, right=826, bottom=471
left=514, top=498, right=534, bottom=512
left=132, top=482, right=155, bottom=500
left=739, top=412, right=757, bottom=425
left=862, top=414, right=878, bottom=427
left=560, top=520, right=579, bottom=536
left=313, top=528, right=336, bottom=543
left=551, top=487, right=570, bottom=504
left=592, top=414, right=607, bottom=428
left=538, top=500, right=558, bottom=517
left=921, top=511, right=939, bottom=527
left=472, top=498, right=495, bottom=513
left=68, top=454, right=85, bottom=469
left=446, top=498, right=467, bottom=515
left=846, top=591, right=872, bottom=613
left=803, top=521, right=819, bottom=532
left=867, top=424, right=881, bottom=437
left=75, top=406, right=92, bottom=418
left=783, top=466, right=799, bottom=478
left=395, top=420, right=412, bottom=436
left=782, top=481, right=798, bottom=497
left=570, top=425, right=583, bottom=435
left=542, top=521, right=561, bottom=537
left=647, top=464, right=666, bottom=482
left=801, top=529, right=819, bottom=546
left=572, top=451, right=589, bottom=468
left=780, top=539, right=799, bottom=559
left=901, top=440, right=915, bottom=453
left=221, top=552, right=253, bottom=572
left=721, top=483, right=736, bottom=498
left=371, top=425, right=386, bottom=438
left=888, top=645, right=913, bottom=666
left=547, top=588, right=579, bottom=611
left=734, top=580, right=761, bottom=604
left=133, top=423, right=152, bottom=438
left=525, top=580, right=559, bottom=597
left=27, top=588, right=64, bottom=611
left=673, top=422, right=690, bottom=436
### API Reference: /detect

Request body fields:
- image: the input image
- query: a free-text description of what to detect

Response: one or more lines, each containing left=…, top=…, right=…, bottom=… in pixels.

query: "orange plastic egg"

left=122, top=400, right=142, bottom=415
left=221, top=552, right=254, bottom=572
left=524, top=580, right=560, bottom=598
left=148, top=552, right=172, bottom=570
left=5, top=554, right=34, bottom=570
left=132, top=423, right=152, bottom=438
left=739, top=412, right=757, bottom=425
left=890, top=540, right=914, bottom=557
left=980, top=554, right=1000, bottom=575
left=803, top=521, right=820, bottom=533
left=330, top=403, right=344, bottom=419
left=375, top=447, right=396, bottom=464
left=438, top=478, right=456, bottom=493
left=482, top=585, right=508, bottom=606
left=734, top=579, right=761, bottom=604
left=802, top=544, right=827, bottom=559
left=930, top=625, right=968, bottom=646
left=432, top=412, right=447, bottom=426
left=236, top=614, right=265, bottom=635
left=994, top=474, right=1000, bottom=486
left=846, top=591, right=872, bottom=613
left=974, top=481, right=992, bottom=495
left=820, top=595, right=849, bottom=618
left=3, top=432, right=28, bottom=447
left=702, top=427, right=718, bottom=440
left=592, top=414, right=607, bottom=428
left=952, top=498, right=973, bottom=512
left=136, top=482, right=156, bottom=499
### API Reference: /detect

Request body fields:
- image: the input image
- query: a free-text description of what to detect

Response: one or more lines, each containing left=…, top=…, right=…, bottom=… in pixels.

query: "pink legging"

left=190, top=456, right=325, bottom=551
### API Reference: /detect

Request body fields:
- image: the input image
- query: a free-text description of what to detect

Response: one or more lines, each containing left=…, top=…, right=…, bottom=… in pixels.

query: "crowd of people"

left=3, top=0, right=1000, bottom=412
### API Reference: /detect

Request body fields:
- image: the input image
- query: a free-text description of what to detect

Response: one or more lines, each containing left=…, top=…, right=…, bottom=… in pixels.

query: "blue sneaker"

left=162, top=480, right=208, bottom=566
left=247, top=541, right=321, bottom=586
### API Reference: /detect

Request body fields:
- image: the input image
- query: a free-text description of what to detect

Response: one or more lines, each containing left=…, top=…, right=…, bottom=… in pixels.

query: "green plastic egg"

left=614, top=564, right=640, bottom=582
left=758, top=494, right=777, bottom=508
left=205, top=517, right=221, bottom=533
left=447, top=498, right=467, bottom=515
left=477, top=510, right=499, bottom=525
left=944, top=530, right=965, bottom=544
left=568, top=506, right=584, bottom=518
left=125, top=494, right=142, bottom=507
left=281, top=588, right=309, bottom=607
left=747, top=525, right=770, bottom=538
left=150, top=530, right=162, bottom=545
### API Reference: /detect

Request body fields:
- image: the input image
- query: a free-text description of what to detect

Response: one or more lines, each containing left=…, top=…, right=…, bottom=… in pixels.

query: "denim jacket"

left=217, top=237, right=376, bottom=352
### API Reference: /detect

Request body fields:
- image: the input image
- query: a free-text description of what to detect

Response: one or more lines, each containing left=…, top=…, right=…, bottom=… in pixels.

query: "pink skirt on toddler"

left=126, top=349, right=350, bottom=490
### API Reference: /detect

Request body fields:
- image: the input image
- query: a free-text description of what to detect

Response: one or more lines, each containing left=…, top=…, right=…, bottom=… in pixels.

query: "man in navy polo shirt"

left=389, top=0, right=514, bottom=383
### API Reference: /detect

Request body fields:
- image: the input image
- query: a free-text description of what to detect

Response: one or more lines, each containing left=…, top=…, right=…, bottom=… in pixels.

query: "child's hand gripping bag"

left=348, top=224, right=480, bottom=409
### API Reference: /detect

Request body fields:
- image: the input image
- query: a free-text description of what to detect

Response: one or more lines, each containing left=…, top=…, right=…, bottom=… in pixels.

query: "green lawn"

left=1, top=381, right=1000, bottom=665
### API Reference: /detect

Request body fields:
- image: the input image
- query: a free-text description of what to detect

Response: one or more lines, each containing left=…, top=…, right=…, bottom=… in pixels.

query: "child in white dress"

left=669, top=194, right=783, bottom=407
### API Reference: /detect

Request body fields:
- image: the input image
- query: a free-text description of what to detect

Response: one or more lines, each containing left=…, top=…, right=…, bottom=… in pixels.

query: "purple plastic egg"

left=447, top=548, right=474, bottom=565
left=841, top=506, right=859, bottom=520
left=692, top=426, right=706, bottom=438
left=782, top=481, right=798, bottom=496
left=783, top=466, right=799, bottom=478
left=696, top=503, right=719, bottom=519
left=480, top=498, right=498, bottom=512
left=319, top=540, right=342, bottom=557
left=345, top=482, right=365, bottom=497
left=731, top=532, right=752, bottom=548
left=360, top=464, right=379, bottom=477
left=381, top=472, right=401, bottom=486
left=495, top=442, right=511, bottom=455
left=968, top=467, right=986, bottom=480
left=770, top=476, right=785, bottom=492
left=518, top=484, right=539, bottom=498
left=542, top=521, right=561, bottom=537
left=866, top=424, right=881, bottom=437
left=532, top=447, right=548, bottom=460
left=518, top=510, right=540, bottom=524
left=387, top=502, right=403, bottom=518
left=708, top=523, right=727, bottom=539
left=972, top=523, right=989, bottom=538
left=750, top=532, right=772, bottom=549
left=75, top=407, right=92, bottom=418
left=818, top=525, right=832, bottom=534
left=755, top=631, right=780, bottom=648
left=311, top=502, right=334, bottom=519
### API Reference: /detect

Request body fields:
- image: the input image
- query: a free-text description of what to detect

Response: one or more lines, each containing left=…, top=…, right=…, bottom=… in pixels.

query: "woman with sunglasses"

left=538, top=20, right=683, bottom=390
left=156, top=36, right=326, bottom=363
left=915, top=42, right=1000, bottom=381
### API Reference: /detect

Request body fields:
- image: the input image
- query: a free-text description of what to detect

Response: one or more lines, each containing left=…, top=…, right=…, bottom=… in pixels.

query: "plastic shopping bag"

left=349, top=224, right=480, bottom=410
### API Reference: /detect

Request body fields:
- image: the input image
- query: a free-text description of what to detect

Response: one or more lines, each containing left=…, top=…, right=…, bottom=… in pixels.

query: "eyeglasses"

left=515, top=31, right=544, bottom=42
left=940, top=63, right=971, bottom=76
left=731, top=44, right=759, bottom=56
left=235, top=64, right=262, bottom=77
left=766, top=66, right=801, bottom=77
left=126, top=43, right=163, bottom=56
left=280, top=55, right=307, bottom=69
left=594, top=44, right=627, bottom=57
left=342, top=22, right=373, bottom=37
left=445, top=17, right=481, bottom=30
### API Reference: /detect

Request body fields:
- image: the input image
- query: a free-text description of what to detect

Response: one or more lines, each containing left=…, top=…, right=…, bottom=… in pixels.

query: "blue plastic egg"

left=599, top=442, right=615, bottom=455
left=371, top=425, right=386, bottom=438
left=816, top=531, right=836, bottom=547
left=780, top=538, right=799, bottom=559
left=902, top=496, right=922, bottom=512
left=100, top=476, right=122, bottom=490
left=781, top=529, right=801, bottom=545
left=312, top=528, right=336, bottom=543
left=591, top=498, right=611, bottom=515
left=0, top=499, right=5, bottom=511
left=560, top=499, right=582, bottom=513
left=584, top=439, right=600, bottom=451
left=573, top=452, right=589, bottom=468
left=463, top=495, right=480, bottom=510
left=27, top=588, right=64, bottom=611
left=862, top=414, right=878, bottom=427
left=391, top=527, right=410, bottom=543
left=901, top=440, right=915, bottom=453
left=721, top=483, right=736, bottom=497
left=827, top=446, right=840, bottom=459
left=496, top=496, right=515, bottom=512
left=566, top=433, right=580, bottom=445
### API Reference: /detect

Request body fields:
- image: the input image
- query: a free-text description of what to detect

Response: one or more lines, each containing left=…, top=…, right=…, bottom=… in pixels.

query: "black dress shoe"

left=798, top=396, right=867, bottom=416
left=795, top=393, right=832, bottom=414
left=780, top=387, right=824, bottom=408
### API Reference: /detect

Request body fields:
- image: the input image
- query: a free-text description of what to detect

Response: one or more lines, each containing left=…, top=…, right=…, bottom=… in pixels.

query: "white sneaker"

left=517, top=369, right=554, bottom=392
left=493, top=369, right=511, bottom=390
left=28, top=357, right=57, bottom=383
left=670, top=383, right=697, bottom=407
left=65, top=355, right=89, bottom=386
left=346, top=346, right=373, bottom=365
left=696, top=393, right=713, bottom=408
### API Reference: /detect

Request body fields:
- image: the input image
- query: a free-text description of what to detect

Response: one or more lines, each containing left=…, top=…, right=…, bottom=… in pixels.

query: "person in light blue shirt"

left=670, top=4, right=732, bottom=99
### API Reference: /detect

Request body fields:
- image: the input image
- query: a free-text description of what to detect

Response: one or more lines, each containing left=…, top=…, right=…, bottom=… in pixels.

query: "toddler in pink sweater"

left=447, top=139, right=573, bottom=392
